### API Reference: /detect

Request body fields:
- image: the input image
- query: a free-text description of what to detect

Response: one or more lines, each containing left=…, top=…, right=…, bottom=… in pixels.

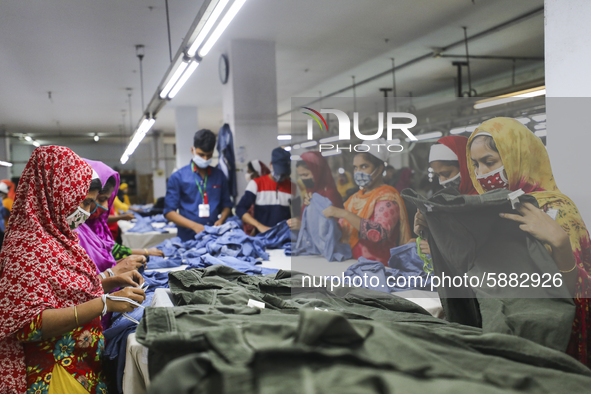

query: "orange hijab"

left=342, top=184, right=411, bottom=248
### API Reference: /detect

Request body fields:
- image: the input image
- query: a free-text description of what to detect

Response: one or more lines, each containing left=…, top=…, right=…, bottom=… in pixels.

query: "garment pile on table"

left=136, top=265, right=591, bottom=394
left=103, top=271, right=170, bottom=393
left=343, top=242, right=434, bottom=293
left=145, top=221, right=290, bottom=274
left=127, top=213, right=177, bottom=233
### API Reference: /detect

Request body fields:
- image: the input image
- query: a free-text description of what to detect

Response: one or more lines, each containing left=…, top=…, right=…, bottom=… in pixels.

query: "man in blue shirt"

left=164, top=129, right=232, bottom=241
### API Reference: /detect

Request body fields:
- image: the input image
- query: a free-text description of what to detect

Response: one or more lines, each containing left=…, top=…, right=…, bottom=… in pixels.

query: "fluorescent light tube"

left=450, top=127, right=466, bottom=135
left=535, top=129, right=547, bottom=137
left=199, top=0, right=248, bottom=57
left=531, top=113, right=546, bottom=122
left=474, top=86, right=545, bottom=110
left=0, top=161, right=13, bottom=167
left=515, top=117, right=531, bottom=125
left=187, top=0, right=230, bottom=57
left=290, top=155, right=301, bottom=161
left=465, top=125, right=478, bottom=132
left=301, top=141, right=318, bottom=148
left=168, top=61, right=199, bottom=99
left=319, top=136, right=340, bottom=144
left=32, top=141, right=40, bottom=147
left=120, top=118, right=156, bottom=164
left=24, top=135, right=32, bottom=142
left=277, top=135, right=292, bottom=141
left=284, top=146, right=292, bottom=151
left=406, top=131, right=442, bottom=142
left=534, top=122, right=546, bottom=130
left=292, top=144, right=301, bottom=149
left=160, top=61, right=189, bottom=99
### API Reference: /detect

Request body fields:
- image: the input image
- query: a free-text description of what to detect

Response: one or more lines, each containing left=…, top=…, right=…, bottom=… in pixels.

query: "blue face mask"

left=354, top=167, right=379, bottom=189
left=192, top=154, right=212, bottom=169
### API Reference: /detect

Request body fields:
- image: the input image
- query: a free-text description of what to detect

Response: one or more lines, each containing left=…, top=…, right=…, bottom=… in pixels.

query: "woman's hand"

left=414, top=210, right=429, bottom=237
left=287, top=218, right=301, bottom=230
left=418, top=239, right=431, bottom=255
left=113, top=270, right=144, bottom=288
left=323, top=206, right=345, bottom=219
left=500, top=203, right=569, bottom=248
left=146, top=247, right=164, bottom=257
left=112, top=255, right=147, bottom=275
left=256, top=224, right=271, bottom=234
left=106, top=286, right=146, bottom=313
left=120, top=213, right=135, bottom=221
left=303, top=192, right=313, bottom=206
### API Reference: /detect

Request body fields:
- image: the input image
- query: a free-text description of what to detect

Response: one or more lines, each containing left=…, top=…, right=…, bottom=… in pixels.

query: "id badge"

left=199, top=203, right=210, bottom=218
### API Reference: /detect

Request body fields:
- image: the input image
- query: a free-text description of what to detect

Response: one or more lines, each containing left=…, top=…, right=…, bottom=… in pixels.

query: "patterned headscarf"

left=467, top=118, right=591, bottom=365
left=0, top=146, right=103, bottom=393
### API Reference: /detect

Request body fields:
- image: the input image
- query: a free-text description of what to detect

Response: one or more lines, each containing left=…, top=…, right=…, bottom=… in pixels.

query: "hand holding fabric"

left=106, top=286, right=146, bottom=313
left=500, top=202, right=570, bottom=249
left=112, top=255, right=147, bottom=275
left=147, top=247, right=165, bottom=257
left=414, top=210, right=429, bottom=237
left=287, top=217, right=301, bottom=230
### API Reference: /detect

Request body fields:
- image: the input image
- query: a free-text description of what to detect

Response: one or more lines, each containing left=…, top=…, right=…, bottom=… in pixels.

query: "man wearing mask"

left=236, top=147, right=293, bottom=234
left=164, top=129, right=232, bottom=241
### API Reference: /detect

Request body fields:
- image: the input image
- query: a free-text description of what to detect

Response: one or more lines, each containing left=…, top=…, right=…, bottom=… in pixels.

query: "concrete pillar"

left=174, top=106, right=199, bottom=170
left=0, top=130, right=11, bottom=180
left=222, top=39, right=279, bottom=196
left=545, top=0, right=591, bottom=224
left=151, top=131, right=167, bottom=201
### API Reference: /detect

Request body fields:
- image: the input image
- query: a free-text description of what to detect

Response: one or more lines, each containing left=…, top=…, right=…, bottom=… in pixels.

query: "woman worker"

left=0, top=146, right=145, bottom=393
left=323, top=139, right=412, bottom=265
left=296, top=151, right=343, bottom=212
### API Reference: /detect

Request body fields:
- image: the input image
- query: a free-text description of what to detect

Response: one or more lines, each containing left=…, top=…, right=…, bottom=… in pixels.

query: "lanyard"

left=191, top=162, right=208, bottom=204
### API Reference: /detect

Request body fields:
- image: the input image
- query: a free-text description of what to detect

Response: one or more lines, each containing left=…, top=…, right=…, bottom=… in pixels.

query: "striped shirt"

left=236, top=174, right=292, bottom=228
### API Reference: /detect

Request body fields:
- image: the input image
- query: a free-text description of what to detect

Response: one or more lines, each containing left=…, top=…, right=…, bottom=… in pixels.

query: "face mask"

left=354, top=167, right=379, bottom=189
left=66, top=206, right=91, bottom=230
left=192, top=154, right=212, bottom=169
left=88, top=204, right=108, bottom=220
left=439, top=172, right=461, bottom=189
left=476, top=165, right=508, bottom=192
left=302, top=178, right=315, bottom=189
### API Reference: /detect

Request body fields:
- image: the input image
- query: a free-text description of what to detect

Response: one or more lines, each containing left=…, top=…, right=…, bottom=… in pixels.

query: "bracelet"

left=144, top=248, right=149, bottom=256
left=74, top=306, right=79, bottom=326
left=101, top=294, right=108, bottom=316
left=560, top=263, right=577, bottom=273
left=99, top=272, right=106, bottom=280
left=106, top=268, right=115, bottom=277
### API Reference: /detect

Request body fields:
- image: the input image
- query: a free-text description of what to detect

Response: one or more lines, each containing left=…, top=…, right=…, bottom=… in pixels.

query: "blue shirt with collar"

left=164, top=161, right=232, bottom=241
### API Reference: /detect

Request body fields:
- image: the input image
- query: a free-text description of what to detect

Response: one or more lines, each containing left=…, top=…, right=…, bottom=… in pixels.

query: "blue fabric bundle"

left=103, top=271, right=169, bottom=393
left=293, top=194, right=352, bottom=262
left=186, top=253, right=278, bottom=275
left=255, top=220, right=292, bottom=249
left=127, top=213, right=176, bottom=233
left=343, top=243, right=434, bottom=293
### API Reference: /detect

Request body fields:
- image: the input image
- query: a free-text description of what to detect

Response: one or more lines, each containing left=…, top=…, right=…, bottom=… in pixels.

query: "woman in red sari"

left=297, top=151, right=343, bottom=212
left=0, top=146, right=145, bottom=394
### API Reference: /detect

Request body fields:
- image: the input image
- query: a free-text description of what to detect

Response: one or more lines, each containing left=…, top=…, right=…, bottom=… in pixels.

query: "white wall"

left=545, top=0, right=591, bottom=225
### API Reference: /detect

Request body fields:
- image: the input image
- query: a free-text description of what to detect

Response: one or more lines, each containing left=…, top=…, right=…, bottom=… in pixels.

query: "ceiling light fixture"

left=159, top=60, right=190, bottom=99
left=120, top=117, right=156, bottom=164
left=473, top=86, right=546, bottom=110
left=24, top=135, right=32, bottom=142
left=32, top=141, right=40, bottom=147
left=319, top=136, right=340, bottom=144
left=450, top=127, right=466, bottom=135
left=198, top=0, right=248, bottom=57
left=406, top=131, right=442, bottom=142
left=187, top=0, right=231, bottom=57
left=531, top=113, right=546, bottom=122
left=277, top=135, right=292, bottom=141
left=168, top=61, right=200, bottom=99
left=321, top=150, right=342, bottom=157
left=0, top=161, right=13, bottom=167
left=94, top=133, right=99, bottom=142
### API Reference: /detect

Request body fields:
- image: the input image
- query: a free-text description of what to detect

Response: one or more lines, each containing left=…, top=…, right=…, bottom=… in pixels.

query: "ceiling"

left=0, top=0, right=544, bottom=147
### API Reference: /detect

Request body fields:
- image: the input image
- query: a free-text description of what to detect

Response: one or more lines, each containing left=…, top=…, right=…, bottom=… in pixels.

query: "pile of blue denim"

left=127, top=213, right=177, bottom=233
left=146, top=220, right=290, bottom=273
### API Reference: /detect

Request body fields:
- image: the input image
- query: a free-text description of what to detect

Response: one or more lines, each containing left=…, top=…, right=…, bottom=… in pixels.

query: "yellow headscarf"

left=467, top=117, right=591, bottom=274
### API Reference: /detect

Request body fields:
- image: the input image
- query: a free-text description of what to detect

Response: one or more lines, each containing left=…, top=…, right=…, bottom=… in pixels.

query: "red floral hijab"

left=0, top=146, right=103, bottom=393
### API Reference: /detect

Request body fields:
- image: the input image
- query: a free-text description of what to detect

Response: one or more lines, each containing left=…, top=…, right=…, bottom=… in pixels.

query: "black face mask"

left=302, top=178, right=315, bottom=189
